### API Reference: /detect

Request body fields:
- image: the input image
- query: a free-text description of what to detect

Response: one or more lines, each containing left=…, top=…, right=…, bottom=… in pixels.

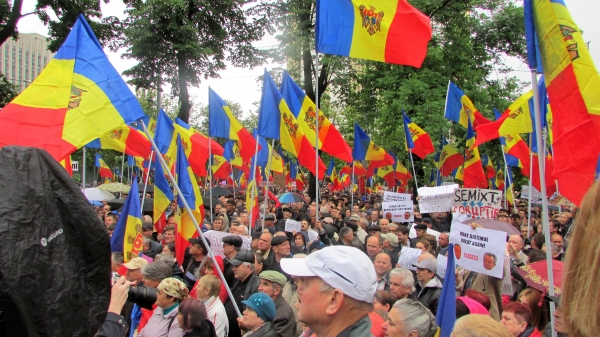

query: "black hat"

left=282, top=207, right=293, bottom=213
left=271, top=236, right=290, bottom=246
left=142, top=222, right=154, bottom=231
left=414, top=224, right=428, bottom=230
left=368, top=225, right=381, bottom=232
left=265, top=214, right=275, bottom=221
left=251, top=231, right=263, bottom=240
left=229, top=250, right=255, bottom=266
left=188, top=237, right=211, bottom=248
left=222, top=235, right=243, bottom=248
left=345, top=221, right=358, bottom=232
left=421, top=218, right=432, bottom=224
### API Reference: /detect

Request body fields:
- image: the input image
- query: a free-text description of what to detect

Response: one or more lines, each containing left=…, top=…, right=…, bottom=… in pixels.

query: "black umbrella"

left=210, top=186, right=232, bottom=197
left=138, top=183, right=154, bottom=194
left=108, top=198, right=154, bottom=213
left=203, top=196, right=223, bottom=208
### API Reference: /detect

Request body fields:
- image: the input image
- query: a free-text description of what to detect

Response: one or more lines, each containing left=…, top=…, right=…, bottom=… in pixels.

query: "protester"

left=182, top=238, right=210, bottom=289
left=281, top=246, right=377, bottom=336
left=224, top=250, right=260, bottom=337
left=413, top=259, right=442, bottom=315
left=374, top=252, right=392, bottom=291
left=257, top=270, right=297, bottom=337
left=365, top=234, right=384, bottom=262
left=292, top=232, right=308, bottom=254
left=137, top=277, right=188, bottom=337
left=177, top=298, right=217, bottom=337
left=517, top=288, right=548, bottom=332
left=382, top=298, right=437, bottom=337
left=373, top=290, right=398, bottom=313
left=500, top=302, right=543, bottom=337
left=389, top=267, right=415, bottom=300
left=192, top=275, right=228, bottom=337
left=222, top=235, right=243, bottom=287
left=237, top=292, right=277, bottom=337
left=451, top=314, right=513, bottom=337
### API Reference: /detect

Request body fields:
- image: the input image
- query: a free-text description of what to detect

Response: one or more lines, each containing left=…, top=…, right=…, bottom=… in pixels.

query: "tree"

left=121, top=0, right=271, bottom=123
left=0, top=73, right=18, bottom=107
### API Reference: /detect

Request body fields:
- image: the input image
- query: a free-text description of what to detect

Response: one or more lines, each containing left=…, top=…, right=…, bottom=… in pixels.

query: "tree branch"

left=0, top=0, right=24, bottom=45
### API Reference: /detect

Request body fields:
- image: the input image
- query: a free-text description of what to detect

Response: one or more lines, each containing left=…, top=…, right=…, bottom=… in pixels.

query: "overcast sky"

left=16, top=0, right=600, bottom=117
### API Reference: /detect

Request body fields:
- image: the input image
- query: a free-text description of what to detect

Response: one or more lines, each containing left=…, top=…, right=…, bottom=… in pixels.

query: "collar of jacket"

left=336, top=314, right=372, bottom=337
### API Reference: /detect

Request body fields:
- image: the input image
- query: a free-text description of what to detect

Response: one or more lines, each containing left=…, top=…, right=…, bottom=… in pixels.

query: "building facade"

left=0, top=33, right=54, bottom=92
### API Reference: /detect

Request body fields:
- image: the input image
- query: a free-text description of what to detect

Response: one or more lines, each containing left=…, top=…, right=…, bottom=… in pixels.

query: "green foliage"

left=121, top=0, right=271, bottom=123
left=0, top=73, right=18, bottom=107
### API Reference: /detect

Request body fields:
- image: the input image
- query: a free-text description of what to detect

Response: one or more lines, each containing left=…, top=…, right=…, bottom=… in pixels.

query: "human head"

left=258, top=270, right=286, bottom=299
left=501, top=302, right=534, bottom=337
left=389, top=268, right=414, bottom=299
left=156, top=277, right=188, bottom=309
left=373, top=290, right=397, bottom=312
left=551, top=234, right=564, bottom=250
left=415, top=238, right=431, bottom=254
left=382, top=299, right=437, bottom=337
left=379, top=218, right=390, bottom=233
left=339, top=227, right=354, bottom=243
left=253, top=252, right=264, bottom=275
left=508, top=234, right=524, bottom=253
left=293, top=232, right=306, bottom=247
left=196, top=274, right=221, bottom=300
left=438, top=232, right=449, bottom=248
left=104, top=213, right=117, bottom=227
left=241, top=293, right=276, bottom=329
left=142, top=222, right=154, bottom=238
left=413, top=259, right=436, bottom=285
left=520, top=225, right=533, bottom=238
left=365, top=234, right=383, bottom=259
left=271, top=236, right=291, bottom=258
left=123, top=257, right=148, bottom=283
left=163, top=224, right=176, bottom=243
left=230, top=250, right=255, bottom=281
left=142, top=261, right=173, bottom=288
left=531, top=233, right=545, bottom=250
left=414, top=224, right=427, bottom=238
left=517, top=288, right=548, bottom=331
left=177, top=298, right=207, bottom=330
left=258, top=232, right=273, bottom=252
left=212, top=217, right=224, bottom=231
left=373, top=252, right=392, bottom=278
left=162, top=242, right=176, bottom=257
left=188, top=238, right=209, bottom=257
left=395, top=226, right=409, bottom=244
left=483, top=253, right=497, bottom=270
left=111, top=252, right=124, bottom=273
left=451, top=314, right=513, bottom=337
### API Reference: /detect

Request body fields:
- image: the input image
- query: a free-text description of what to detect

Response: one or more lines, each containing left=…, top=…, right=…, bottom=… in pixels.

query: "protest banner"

left=417, top=184, right=458, bottom=213
left=202, top=230, right=251, bottom=258
left=284, top=219, right=301, bottom=233
left=273, top=172, right=286, bottom=188
left=502, top=257, right=513, bottom=295
left=397, top=247, right=422, bottom=271
left=383, top=191, right=412, bottom=202
left=449, top=222, right=506, bottom=278
left=437, top=254, right=448, bottom=279
left=520, top=185, right=541, bottom=200
left=452, top=188, right=502, bottom=219
left=532, top=202, right=560, bottom=212
left=409, top=227, right=441, bottom=240
left=307, top=230, right=319, bottom=242
left=382, top=200, right=414, bottom=222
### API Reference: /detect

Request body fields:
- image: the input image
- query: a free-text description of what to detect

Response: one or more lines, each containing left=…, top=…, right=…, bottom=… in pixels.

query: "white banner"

left=397, top=247, right=422, bottom=270
left=202, top=230, right=251, bottom=258
left=449, top=223, right=506, bottom=278
left=437, top=254, right=448, bottom=279
left=383, top=191, right=412, bottom=202
left=452, top=188, right=502, bottom=219
left=417, top=184, right=458, bottom=213
left=520, top=185, right=541, bottom=200
left=284, top=219, right=301, bottom=233
left=382, top=201, right=414, bottom=222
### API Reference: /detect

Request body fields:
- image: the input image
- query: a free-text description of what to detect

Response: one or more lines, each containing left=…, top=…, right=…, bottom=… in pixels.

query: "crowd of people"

left=94, top=179, right=598, bottom=337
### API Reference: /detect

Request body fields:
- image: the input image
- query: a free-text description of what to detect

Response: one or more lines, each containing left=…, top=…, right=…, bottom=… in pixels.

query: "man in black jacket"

left=413, top=259, right=442, bottom=315
left=224, top=250, right=260, bottom=337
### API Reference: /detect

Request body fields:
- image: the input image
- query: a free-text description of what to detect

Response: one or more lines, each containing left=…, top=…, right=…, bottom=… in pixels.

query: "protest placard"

left=437, top=254, right=448, bottom=279
left=273, top=172, right=286, bottom=188
left=417, top=184, right=458, bottom=213
left=449, top=222, right=506, bottom=278
left=202, top=230, right=252, bottom=258
left=382, top=201, right=414, bottom=222
left=383, top=191, right=412, bottom=202
left=520, top=185, right=541, bottom=200
left=502, top=257, right=513, bottom=295
left=307, top=230, right=319, bottom=242
left=409, top=227, right=441, bottom=240
left=397, top=247, right=422, bottom=270
left=452, top=188, right=503, bottom=219
left=284, top=219, right=301, bottom=233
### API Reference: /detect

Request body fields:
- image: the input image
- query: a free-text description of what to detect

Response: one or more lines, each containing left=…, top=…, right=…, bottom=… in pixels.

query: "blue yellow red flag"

left=0, top=15, right=146, bottom=162
left=326, top=158, right=335, bottom=177
left=352, top=122, right=394, bottom=167
left=444, top=81, right=492, bottom=128
left=153, top=155, right=174, bottom=228
left=86, top=125, right=151, bottom=159
left=315, top=0, right=432, bottom=67
left=95, top=153, right=113, bottom=178
left=211, top=154, right=232, bottom=180
left=435, top=243, right=456, bottom=337
left=403, top=112, right=435, bottom=159
left=154, top=109, right=178, bottom=169
left=110, top=179, right=143, bottom=262
left=175, top=135, right=204, bottom=240
left=463, top=119, right=487, bottom=188
left=435, top=136, right=464, bottom=177
left=175, top=118, right=224, bottom=176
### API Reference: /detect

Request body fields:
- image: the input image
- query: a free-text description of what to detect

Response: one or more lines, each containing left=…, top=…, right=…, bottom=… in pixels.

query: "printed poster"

left=382, top=200, right=414, bottom=222
left=202, top=230, right=251, bottom=258
left=452, top=188, right=503, bottom=219
left=417, top=184, right=458, bottom=213
left=449, top=222, right=506, bottom=278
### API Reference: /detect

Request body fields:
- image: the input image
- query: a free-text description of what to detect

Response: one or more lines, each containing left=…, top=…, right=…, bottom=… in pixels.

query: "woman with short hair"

left=382, top=298, right=437, bottom=337
left=500, top=302, right=542, bottom=337
left=177, top=298, right=217, bottom=337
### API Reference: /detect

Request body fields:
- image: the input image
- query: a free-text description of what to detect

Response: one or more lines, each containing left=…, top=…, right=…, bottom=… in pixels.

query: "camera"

left=127, top=286, right=158, bottom=310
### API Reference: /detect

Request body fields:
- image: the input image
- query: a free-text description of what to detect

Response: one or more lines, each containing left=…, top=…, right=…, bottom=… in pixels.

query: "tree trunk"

left=177, top=52, right=191, bottom=123
left=0, top=0, right=23, bottom=46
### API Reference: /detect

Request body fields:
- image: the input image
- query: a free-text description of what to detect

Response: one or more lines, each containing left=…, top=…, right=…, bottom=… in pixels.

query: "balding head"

left=508, top=234, right=525, bottom=253
left=417, top=252, right=436, bottom=263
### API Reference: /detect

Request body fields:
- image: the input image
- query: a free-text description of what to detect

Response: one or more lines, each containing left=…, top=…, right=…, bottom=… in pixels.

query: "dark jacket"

left=182, top=319, right=218, bottom=337
left=96, top=312, right=128, bottom=337
left=223, top=258, right=235, bottom=288
left=246, top=321, right=277, bottom=337
left=263, top=249, right=276, bottom=271
left=273, top=295, right=297, bottom=337
left=414, top=277, right=443, bottom=315
left=224, top=272, right=260, bottom=337
left=335, top=314, right=372, bottom=337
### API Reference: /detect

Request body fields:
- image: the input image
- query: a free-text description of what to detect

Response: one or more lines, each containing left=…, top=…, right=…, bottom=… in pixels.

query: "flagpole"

left=527, top=134, right=533, bottom=235
left=230, top=163, right=236, bottom=197
left=500, top=144, right=510, bottom=210
left=139, top=120, right=242, bottom=318
left=120, top=154, right=125, bottom=184
left=82, top=147, right=87, bottom=190
left=531, top=71, right=557, bottom=335
left=248, top=134, right=261, bottom=236
left=409, top=150, right=419, bottom=189
left=262, top=139, right=276, bottom=231
left=314, top=50, right=320, bottom=218
left=208, top=136, right=213, bottom=223
left=351, top=163, right=355, bottom=209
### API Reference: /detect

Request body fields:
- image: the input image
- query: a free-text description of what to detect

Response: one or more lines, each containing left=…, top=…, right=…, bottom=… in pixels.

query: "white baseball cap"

left=281, top=246, right=377, bottom=303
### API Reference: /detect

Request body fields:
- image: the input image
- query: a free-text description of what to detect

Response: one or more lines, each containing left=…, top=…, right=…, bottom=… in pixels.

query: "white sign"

left=382, top=201, right=414, bottom=222
left=417, top=184, right=457, bottom=213
left=452, top=188, right=503, bottom=219
left=383, top=191, right=412, bottom=202
left=502, top=257, right=513, bottom=296
left=284, top=219, right=301, bottom=233
left=397, top=247, right=422, bottom=270
left=449, top=223, right=507, bottom=278
left=71, top=161, right=79, bottom=172
left=437, top=254, right=448, bottom=279
left=409, top=227, right=441, bottom=240
left=520, top=185, right=541, bottom=200
left=307, top=230, right=319, bottom=242
left=202, top=230, right=251, bottom=258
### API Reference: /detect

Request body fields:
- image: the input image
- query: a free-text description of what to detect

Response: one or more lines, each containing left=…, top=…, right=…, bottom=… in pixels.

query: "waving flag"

left=352, top=122, right=394, bottom=167
left=86, top=125, right=151, bottom=159
left=444, top=81, right=491, bottom=128
left=435, top=137, right=464, bottom=177
left=154, top=109, right=178, bottom=169
left=353, top=161, right=368, bottom=176
left=224, top=140, right=244, bottom=169
left=280, top=71, right=352, bottom=162
left=481, top=155, right=496, bottom=179
left=505, top=168, right=515, bottom=206
left=95, top=154, right=113, bottom=178
left=494, top=165, right=505, bottom=191
left=391, top=153, right=412, bottom=182
left=326, top=158, right=335, bottom=177
left=315, top=0, right=432, bottom=67
left=0, top=15, right=145, bottom=162
left=435, top=243, right=456, bottom=337
left=403, top=112, right=435, bottom=159
left=377, top=164, right=396, bottom=187
left=208, top=88, right=257, bottom=161
left=174, top=118, right=224, bottom=176
left=111, top=179, right=143, bottom=262
left=257, top=69, right=326, bottom=179
left=211, top=155, right=232, bottom=180
left=153, top=155, right=174, bottom=229
left=463, top=119, right=487, bottom=188
left=175, top=136, right=204, bottom=242
left=526, top=0, right=600, bottom=205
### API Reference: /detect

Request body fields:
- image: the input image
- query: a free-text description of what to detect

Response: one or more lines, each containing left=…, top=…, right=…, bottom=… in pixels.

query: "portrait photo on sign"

left=449, top=222, right=506, bottom=278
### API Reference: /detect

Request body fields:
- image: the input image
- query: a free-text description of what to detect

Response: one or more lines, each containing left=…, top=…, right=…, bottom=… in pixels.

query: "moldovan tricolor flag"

left=153, top=109, right=178, bottom=170
left=86, top=125, right=151, bottom=159
left=403, top=112, right=435, bottom=159
left=280, top=71, right=352, bottom=162
left=444, top=81, right=492, bottom=128
left=377, top=163, right=397, bottom=187
left=352, top=122, right=394, bottom=167
left=174, top=118, right=224, bottom=176
left=110, top=179, right=143, bottom=262
left=435, top=137, right=464, bottom=177
left=463, top=119, right=487, bottom=188
left=175, top=135, right=204, bottom=242
left=0, top=15, right=146, bottom=162
left=208, top=88, right=257, bottom=162
left=211, top=154, right=232, bottom=180
left=316, top=0, right=432, bottom=67
left=526, top=0, right=600, bottom=205
left=257, top=69, right=326, bottom=179
left=153, top=154, right=174, bottom=229
left=95, top=154, right=113, bottom=178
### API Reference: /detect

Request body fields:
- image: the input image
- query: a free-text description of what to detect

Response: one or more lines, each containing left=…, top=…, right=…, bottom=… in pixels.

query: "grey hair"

left=484, top=252, right=497, bottom=264
left=143, top=236, right=152, bottom=245
left=339, top=227, right=353, bottom=238
left=359, top=218, right=369, bottom=226
left=111, top=252, right=124, bottom=265
left=142, top=261, right=172, bottom=281
left=390, top=268, right=415, bottom=289
left=154, top=253, right=175, bottom=265
left=239, top=224, right=249, bottom=235
left=391, top=298, right=437, bottom=337
left=241, top=261, right=254, bottom=271
left=388, top=223, right=398, bottom=231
